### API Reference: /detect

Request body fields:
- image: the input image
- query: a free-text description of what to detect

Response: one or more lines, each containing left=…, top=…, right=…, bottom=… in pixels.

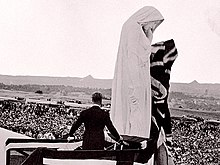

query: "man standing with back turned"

left=68, top=92, right=123, bottom=150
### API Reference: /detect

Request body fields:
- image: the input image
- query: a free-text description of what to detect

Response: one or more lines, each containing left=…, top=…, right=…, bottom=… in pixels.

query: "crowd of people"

left=0, top=101, right=84, bottom=140
left=171, top=117, right=220, bottom=164
left=0, top=101, right=220, bottom=164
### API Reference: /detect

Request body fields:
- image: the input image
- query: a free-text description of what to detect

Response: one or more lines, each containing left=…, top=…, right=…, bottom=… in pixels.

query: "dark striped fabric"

left=148, top=39, right=177, bottom=164
left=135, top=39, right=178, bottom=164
left=150, top=39, right=178, bottom=136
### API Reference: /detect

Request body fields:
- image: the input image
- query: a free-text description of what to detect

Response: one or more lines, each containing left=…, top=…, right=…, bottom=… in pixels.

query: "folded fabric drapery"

left=150, top=39, right=178, bottom=136
left=149, top=39, right=178, bottom=165
left=110, top=6, right=177, bottom=164
left=132, top=39, right=178, bottom=164
left=111, top=6, right=164, bottom=139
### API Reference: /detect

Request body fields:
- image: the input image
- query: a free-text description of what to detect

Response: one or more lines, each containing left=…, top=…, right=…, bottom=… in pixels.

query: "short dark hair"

left=92, top=92, right=102, bottom=103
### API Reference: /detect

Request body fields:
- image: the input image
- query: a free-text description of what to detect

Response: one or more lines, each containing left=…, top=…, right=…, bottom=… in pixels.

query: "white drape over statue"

left=111, top=6, right=164, bottom=138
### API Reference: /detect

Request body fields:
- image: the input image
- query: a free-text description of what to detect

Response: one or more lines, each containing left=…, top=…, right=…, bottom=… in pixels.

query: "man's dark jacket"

left=69, top=105, right=120, bottom=150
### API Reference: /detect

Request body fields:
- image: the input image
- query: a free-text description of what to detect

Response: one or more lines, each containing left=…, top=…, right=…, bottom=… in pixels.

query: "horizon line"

left=0, top=73, right=219, bottom=84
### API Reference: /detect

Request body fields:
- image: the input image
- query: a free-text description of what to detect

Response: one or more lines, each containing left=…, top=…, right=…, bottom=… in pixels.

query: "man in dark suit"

left=68, top=92, right=123, bottom=150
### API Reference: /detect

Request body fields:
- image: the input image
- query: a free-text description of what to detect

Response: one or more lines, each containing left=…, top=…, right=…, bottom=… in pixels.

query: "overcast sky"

left=0, top=0, right=220, bottom=83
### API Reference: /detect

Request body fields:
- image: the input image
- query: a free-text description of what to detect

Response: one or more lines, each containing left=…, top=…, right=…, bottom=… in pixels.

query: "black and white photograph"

left=0, top=0, right=220, bottom=164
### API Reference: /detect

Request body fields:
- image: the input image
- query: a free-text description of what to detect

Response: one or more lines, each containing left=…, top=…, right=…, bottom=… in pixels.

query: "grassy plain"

left=170, top=108, right=220, bottom=120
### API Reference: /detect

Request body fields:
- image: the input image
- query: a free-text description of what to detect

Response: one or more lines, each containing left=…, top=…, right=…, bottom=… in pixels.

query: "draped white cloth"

left=111, top=6, right=164, bottom=138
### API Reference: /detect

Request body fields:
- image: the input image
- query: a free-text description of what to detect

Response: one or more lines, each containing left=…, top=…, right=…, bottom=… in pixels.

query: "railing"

left=21, top=147, right=141, bottom=165
left=5, top=138, right=82, bottom=165
left=5, top=138, right=149, bottom=165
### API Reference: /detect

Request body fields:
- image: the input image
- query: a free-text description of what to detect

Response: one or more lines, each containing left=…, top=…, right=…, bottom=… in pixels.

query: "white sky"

left=0, top=0, right=220, bottom=83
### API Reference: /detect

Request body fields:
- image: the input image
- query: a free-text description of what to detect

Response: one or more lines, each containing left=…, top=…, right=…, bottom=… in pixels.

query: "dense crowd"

left=0, top=101, right=220, bottom=164
left=0, top=101, right=84, bottom=140
left=171, top=118, right=220, bottom=164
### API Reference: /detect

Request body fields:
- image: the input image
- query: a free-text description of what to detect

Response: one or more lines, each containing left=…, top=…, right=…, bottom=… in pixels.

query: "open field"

left=170, top=108, right=220, bottom=121
left=0, top=89, right=92, bottom=104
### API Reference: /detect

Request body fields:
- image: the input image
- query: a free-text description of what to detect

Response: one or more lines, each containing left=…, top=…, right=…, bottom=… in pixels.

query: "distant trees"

left=169, top=91, right=220, bottom=111
left=35, top=90, right=43, bottom=94
left=169, top=91, right=189, bottom=100
left=0, top=83, right=111, bottom=98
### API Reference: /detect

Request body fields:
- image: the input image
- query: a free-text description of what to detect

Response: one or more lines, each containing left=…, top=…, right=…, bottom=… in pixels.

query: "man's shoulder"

left=82, top=106, right=101, bottom=113
left=88, top=106, right=109, bottom=114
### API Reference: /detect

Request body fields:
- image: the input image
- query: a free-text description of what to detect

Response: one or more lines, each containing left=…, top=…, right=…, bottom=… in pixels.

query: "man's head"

left=92, top=92, right=102, bottom=105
